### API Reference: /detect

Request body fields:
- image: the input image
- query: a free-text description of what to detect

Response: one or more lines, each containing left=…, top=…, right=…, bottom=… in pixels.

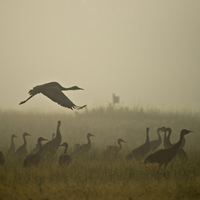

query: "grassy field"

left=0, top=106, right=200, bottom=200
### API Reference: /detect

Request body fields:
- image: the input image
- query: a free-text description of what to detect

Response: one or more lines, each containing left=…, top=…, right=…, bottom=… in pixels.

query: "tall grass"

left=0, top=105, right=200, bottom=199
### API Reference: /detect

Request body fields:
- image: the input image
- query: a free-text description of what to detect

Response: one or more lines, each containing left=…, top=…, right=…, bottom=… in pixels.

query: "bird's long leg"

left=19, top=95, right=35, bottom=105
left=76, top=105, right=87, bottom=110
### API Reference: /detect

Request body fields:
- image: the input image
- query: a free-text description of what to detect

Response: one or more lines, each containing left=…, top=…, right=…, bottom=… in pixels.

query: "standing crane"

left=8, top=134, right=18, bottom=154
left=105, top=138, right=127, bottom=154
left=15, top=132, right=31, bottom=158
left=59, top=143, right=72, bottom=165
left=73, top=133, right=94, bottom=154
left=23, top=137, right=48, bottom=167
left=165, top=127, right=187, bottom=159
left=125, top=127, right=150, bottom=160
left=41, top=121, right=62, bottom=155
left=144, top=129, right=192, bottom=172
left=19, top=82, right=86, bottom=110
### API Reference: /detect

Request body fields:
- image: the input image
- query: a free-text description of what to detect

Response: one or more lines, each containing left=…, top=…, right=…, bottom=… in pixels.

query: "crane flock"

left=0, top=120, right=193, bottom=174
left=0, top=82, right=194, bottom=173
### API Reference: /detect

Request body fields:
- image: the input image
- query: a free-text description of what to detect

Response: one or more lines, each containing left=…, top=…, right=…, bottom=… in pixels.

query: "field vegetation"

left=0, top=105, right=200, bottom=199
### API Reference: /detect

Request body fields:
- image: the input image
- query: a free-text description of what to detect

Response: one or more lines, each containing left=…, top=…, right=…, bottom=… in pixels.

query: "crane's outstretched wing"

left=42, top=87, right=86, bottom=110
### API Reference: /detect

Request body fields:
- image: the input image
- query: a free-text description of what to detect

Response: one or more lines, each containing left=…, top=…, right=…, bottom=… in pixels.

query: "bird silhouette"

left=73, top=133, right=94, bottom=154
left=23, top=137, right=48, bottom=167
left=0, top=151, right=5, bottom=166
left=105, top=138, right=127, bottom=154
left=59, top=143, right=72, bottom=165
left=19, top=82, right=86, bottom=110
left=41, top=121, right=62, bottom=155
left=144, top=129, right=192, bottom=172
left=8, top=134, right=18, bottom=154
left=125, top=127, right=150, bottom=160
left=165, top=127, right=187, bottom=160
left=15, top=132, right=31, bottom=158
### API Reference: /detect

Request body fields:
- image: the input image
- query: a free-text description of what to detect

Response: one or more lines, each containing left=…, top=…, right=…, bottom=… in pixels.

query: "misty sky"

left=1, top=1, right=200, bottom=112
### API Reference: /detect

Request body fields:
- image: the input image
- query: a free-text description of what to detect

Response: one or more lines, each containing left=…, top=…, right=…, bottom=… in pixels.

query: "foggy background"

left=1, top=1, right=200, bottom=113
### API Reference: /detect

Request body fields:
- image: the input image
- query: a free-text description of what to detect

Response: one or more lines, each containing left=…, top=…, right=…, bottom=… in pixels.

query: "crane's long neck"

left=167, top=131, right=172, bottom=146
left=118, top=141, right=122, bottom=150
left=157, top=129, right=161, bottom=142
left=38, top=141, right=43, bottom=152
left=163, top=130, right=168, bottom=148
left=87, top=136, right=91, bottom=145
left=23, top=135, right=27, bottom=147
left=171, top=133, right=185, bottom=152
left=61, top=86, right=76, bottom=91
left=56, top=124, right=61, bottom=140
left=64, top=146, right=67, bottom=154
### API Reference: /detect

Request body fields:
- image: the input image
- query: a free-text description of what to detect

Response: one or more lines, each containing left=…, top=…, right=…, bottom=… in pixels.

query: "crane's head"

left=70, top=86, right=84, bottom=90
left=160, top=126, right=166, bottom=132
left=181, top=129, right=193, bottom=137
left=23, top=132, right=31, bottom=137
left=118, top=138, right=127, bottom=143
left=58, top=121, right=61, bottom=126
left=146, top=127, right=150, bottom=132
left=60, top=142, right=68, bottom=148
left=12, top=134, right=18, bottom=138
left=87, top=133, right=94, bottom=137
left=166, top=127, right=172, bottom=133
left=38, top=137, right=48, bottom=143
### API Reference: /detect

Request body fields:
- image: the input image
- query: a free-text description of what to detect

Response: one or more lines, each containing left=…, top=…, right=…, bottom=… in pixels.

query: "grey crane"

left=73, top=133, right=94, bottom=154
left=8, top=134, right=18, bottom=154
left=125, top=127, right=150, bottom=160
left=165, top=127, right=187, bottom=159
left=59, top=143, right=72, bottom=165
left=23, top=137, right=48, bottom=167
left=149, top=127, right=163, bottom=152
left=105, top=138, right=127, bottom=154
left=19, top=82, right=86, bottom=110
left=15, top=132, right=31, bottom=158
left=41, top=121, right=62, bottom=155
left=0, top=151, right=5, bottom=166
left=144, top=129, right=192, bottom=172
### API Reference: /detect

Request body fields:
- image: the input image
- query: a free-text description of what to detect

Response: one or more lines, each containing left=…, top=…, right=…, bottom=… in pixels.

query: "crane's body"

left=144, top=129, right=192, bottom=172
left=24, top=137, right=48, bottom=167
left=15, top=132, right=31, bottom=158
left=8, top=134, right=17, bottom=154
left=126, top=128, right=150, bottom=160
left=73, top=133, right=94, bottom=154
left=105, top=138, right=126, bottom=154
left=41, top=121, right=62, bottom=155
left=59, top=143, right=72, bottom=165
left=19, top=82, right=86, bottom=110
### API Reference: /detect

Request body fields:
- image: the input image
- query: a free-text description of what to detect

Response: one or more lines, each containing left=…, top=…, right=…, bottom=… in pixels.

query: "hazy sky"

left=1, top=1, right=200, bottom=112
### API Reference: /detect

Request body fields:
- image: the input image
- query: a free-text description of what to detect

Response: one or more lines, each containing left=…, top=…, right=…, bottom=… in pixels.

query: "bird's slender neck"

left=167, top=130, right=172, bottom=145
left=23, top=135, right=27, bottom=147
left=163, top=130, right=168, bottom=148
left=171, top=133, right=185, bottom=151
left=64, top=146, right=68, bottom=154
left=61, top=86, right=76, bottom=91
left=118, top=141, right=122, bottom=149
left=87, top=135, right=91, bottom=145
left=55, top=124, right=61, bottom=139
left=157, top=129, right=161, bottom=141
left=38, top=140, right=43, bottom=152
